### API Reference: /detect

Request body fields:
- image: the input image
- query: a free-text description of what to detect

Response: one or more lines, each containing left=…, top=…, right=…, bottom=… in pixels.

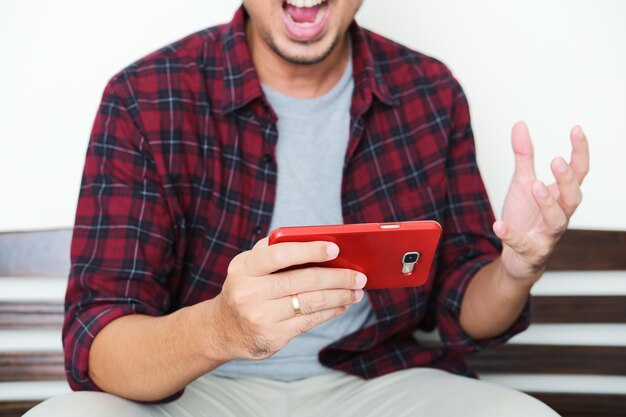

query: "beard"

left=262, top=31, right=345, bottom=66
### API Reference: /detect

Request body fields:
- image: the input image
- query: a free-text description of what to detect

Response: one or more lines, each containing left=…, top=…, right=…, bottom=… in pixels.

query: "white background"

left=1, top=0, right=625, bottom=232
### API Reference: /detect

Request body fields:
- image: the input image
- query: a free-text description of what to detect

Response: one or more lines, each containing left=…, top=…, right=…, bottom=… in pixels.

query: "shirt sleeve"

left=63, top=76, right=176, bottom=391
left=433, top=77, right=531, bottom=353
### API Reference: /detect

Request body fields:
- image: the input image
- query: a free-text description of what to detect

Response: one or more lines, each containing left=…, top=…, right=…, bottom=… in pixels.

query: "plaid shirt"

left=64, top=7, right=530, bottom=393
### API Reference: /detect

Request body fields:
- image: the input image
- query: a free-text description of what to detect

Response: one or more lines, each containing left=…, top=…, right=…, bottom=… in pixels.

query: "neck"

left=247, top=24, right=350, bottom=99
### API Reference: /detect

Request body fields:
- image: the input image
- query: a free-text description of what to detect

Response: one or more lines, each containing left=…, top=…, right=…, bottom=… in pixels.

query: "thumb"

left=511, top=121, right=536, bottom=182
left=493, top=220, right=532, bottom=257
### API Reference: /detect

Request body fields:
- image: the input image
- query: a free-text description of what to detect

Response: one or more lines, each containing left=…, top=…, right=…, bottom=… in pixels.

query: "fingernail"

left=355, top=273, right=367, bottom=288
left=354, top=290, right=364, bottom=302
left=556, top=159, right=568, bottom=174
left=576, top=125, right=585, bottom=139
left=326, top=244, right=339, bottom=259
left=536, top=182, right=549, bottom=198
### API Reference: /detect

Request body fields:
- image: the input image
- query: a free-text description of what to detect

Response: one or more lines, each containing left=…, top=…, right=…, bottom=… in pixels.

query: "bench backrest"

left=467, top=229, right=626, bottom=416
left=1, top=228, right=625, bottom=417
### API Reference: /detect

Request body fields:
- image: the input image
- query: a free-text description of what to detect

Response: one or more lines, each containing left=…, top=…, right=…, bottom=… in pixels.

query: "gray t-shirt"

left=212, top=53, right=375, bottom=381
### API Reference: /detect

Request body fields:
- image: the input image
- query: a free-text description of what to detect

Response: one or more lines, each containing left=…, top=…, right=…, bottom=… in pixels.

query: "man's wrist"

left=495, top=258, right=536, bottom=301
left=184, top=298, right=232, bottom=367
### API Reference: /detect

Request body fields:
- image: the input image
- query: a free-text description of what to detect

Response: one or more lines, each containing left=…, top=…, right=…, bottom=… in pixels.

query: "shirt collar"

left=218, top=6, right=398, bottom=115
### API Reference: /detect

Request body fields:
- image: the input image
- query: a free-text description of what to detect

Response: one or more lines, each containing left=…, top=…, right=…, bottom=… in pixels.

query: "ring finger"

left=551, top=157, right=583, bottom=217
left=268, top=289, right=364, bottom=322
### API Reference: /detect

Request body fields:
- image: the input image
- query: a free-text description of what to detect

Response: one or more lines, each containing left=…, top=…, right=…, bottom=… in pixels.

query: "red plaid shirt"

left=64, top=7, right=530, bottom=392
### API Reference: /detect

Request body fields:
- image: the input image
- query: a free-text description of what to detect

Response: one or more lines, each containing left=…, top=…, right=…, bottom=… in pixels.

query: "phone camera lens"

left=403, top=253, right=419, bottom=263
left=401, top=252, right=420, bottom=274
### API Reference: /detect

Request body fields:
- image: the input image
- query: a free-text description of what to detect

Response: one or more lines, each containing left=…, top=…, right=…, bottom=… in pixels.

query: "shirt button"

left=262, top=154, right=273, bottom=165
left=253, top=226, right=263, bottom=236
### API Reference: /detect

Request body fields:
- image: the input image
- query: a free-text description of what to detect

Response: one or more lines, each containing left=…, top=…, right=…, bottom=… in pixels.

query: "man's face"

left=243, top=0, right=363, bottom=65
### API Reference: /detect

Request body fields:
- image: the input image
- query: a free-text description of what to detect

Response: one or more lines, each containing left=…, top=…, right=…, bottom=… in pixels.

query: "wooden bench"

left=468, top=229, right=626, bottom=416
left=0, top=229, right=70, bottom=417
left=0, top=228, right=624, bottom=417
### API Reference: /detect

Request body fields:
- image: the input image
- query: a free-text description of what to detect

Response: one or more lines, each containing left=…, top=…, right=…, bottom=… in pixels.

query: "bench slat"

left=531, top=392, right=626, bottom=417
left=547, top=229, right=626, bottom=271
left=0, top=303, right=64, bottom=329
left=0, top=353, right=64, bottom=382
left=469, top=344, right=626, bottom=375
left=0, top=401, right=41, bottom=417
left=533, top=296, right=626, bottom=324
left=3, top=295, right=625, bottom=330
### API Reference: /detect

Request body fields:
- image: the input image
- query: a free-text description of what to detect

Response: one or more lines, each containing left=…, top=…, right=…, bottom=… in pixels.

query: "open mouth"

left=283, top=0, right=329, bottom=26
left=282, top=0, right=330, bottom=41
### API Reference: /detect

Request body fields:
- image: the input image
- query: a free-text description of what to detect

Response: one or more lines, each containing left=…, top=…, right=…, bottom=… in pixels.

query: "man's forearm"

left=459, top=257, right=535, bottom=340
left=88, top=299, right=225, bottom=401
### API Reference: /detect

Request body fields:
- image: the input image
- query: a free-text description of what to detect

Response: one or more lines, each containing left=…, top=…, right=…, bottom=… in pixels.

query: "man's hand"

left=88, top=239, right=365, bottom=401
left=460, top=122, right=589, bottom=340
left=494, top=121, right=590, bottom=284
left=210, top=239, right=367, bottom=361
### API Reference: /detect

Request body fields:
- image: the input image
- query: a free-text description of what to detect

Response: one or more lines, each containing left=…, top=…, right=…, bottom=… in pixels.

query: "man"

left=27, top=1, right=588, bottom=416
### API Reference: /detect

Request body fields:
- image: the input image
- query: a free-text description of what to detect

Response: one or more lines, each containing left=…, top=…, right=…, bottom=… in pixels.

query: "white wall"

left=1, top=0, right=624, bottom=232
left=0, top=0, right=241, bottom=231
left=358, top=0, right=626, bottom=231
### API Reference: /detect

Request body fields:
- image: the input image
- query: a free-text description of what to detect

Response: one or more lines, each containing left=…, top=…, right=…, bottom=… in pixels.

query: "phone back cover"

left=268, top=221, right=441, bottom=289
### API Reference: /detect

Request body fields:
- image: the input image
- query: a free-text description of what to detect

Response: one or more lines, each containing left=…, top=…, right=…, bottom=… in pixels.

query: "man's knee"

left=453, top=379, right=560, bottom=417
left=369, top=368, right=560, bottom=417
left=23, top=391, right=154, bottom=417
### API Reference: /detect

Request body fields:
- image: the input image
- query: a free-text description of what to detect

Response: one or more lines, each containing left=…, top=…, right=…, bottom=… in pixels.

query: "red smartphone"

left=268, top=221, right=442, bottom=289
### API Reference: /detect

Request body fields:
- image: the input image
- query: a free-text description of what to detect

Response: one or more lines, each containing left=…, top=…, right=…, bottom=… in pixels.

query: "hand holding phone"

left=213, top=238, right=365, bottom=361
left=269, top=221, right=442, bottom=289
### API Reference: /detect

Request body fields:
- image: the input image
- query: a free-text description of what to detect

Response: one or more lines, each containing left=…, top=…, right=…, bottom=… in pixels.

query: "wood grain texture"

left=547, top=229, right=626, bottom=271
left=532, top=296, right=626, bottom=324
left=0, top=229, right=72, bottom=277
left=469, top=344, right=626, bottom=375
left=0, top=401, right=41, bottom=417
left=0, top=302, right=64, bottom=329
left=531, top=393, right=626, bottom=417
left=0, top=352, right=64, bottom=382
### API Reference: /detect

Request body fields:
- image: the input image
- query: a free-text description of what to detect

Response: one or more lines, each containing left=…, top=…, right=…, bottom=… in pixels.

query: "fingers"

left=531, top=181, right=567, bottom=235
left=495, top=180, right=567, bottom=262
left=493, top=221, right=534, bottom=257
left=243, top=241, right=340, bottom=277
left=511, top=121, right=536, bottom=182
left=268, top=267, right=366, bottom=298
left=268, top=288, right=365, bottom=322
left=569, top=125, right=590, bottom=184
left=551, top=157, right=584, bottom=217
left=280, top=306, right=349, bottom=336
left=494, top=220, right=554, bottom=270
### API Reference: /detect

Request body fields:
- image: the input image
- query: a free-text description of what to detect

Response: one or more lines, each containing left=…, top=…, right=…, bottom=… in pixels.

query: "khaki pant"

left=25, top=368, right=559, bottom=417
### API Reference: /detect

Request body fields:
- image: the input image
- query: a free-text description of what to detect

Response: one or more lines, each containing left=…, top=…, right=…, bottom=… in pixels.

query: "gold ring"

left=291, top=294, right=302, bottom=316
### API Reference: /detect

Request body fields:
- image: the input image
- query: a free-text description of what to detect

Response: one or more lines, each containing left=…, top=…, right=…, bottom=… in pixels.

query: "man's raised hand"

left=494, top=121, right=589, bottom=283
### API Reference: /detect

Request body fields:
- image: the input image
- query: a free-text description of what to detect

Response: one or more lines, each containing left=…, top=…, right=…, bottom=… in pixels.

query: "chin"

left=271, top=36, right=340, bottom=65
left=246, top=0, right=351, bottom=65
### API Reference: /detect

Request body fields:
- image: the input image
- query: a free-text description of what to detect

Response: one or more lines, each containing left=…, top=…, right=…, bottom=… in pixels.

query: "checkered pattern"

left=63, top=7, right=530, bottom=393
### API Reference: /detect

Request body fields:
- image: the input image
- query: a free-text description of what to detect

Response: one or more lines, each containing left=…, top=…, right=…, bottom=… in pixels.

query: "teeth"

left=285, top=0, right=325, bottom=8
